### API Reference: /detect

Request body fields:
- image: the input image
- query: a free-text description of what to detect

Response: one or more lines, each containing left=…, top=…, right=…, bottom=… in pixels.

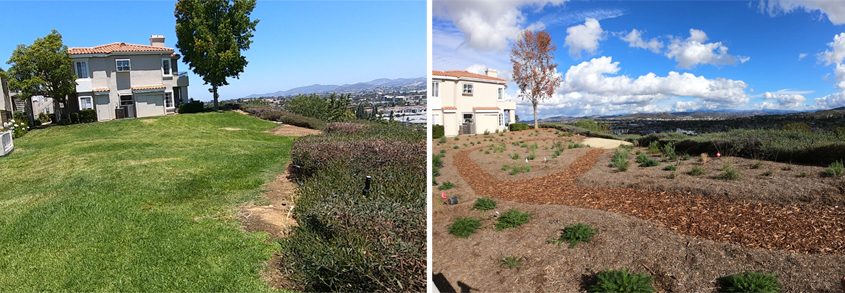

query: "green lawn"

left=0, top=112, right=293, bottom=291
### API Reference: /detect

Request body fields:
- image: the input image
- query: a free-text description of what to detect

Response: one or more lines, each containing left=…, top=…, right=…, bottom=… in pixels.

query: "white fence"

left=0, top=131, right=13, bottom=157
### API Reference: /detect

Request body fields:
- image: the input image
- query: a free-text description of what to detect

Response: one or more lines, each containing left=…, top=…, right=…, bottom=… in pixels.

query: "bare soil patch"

left=268, top=124, right=321, bottom=137
left=433, top=129, right=845, bottom=291
left=581, top=137, right=632, bottom=149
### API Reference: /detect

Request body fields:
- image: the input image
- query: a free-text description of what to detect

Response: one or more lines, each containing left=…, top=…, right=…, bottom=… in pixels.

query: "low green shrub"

left=177, top=100, right=205, bottom=113
left=717, top=272, right=781, bottom=293
left=473, top=197, right=497, bottom=211
left=823, top=160, right=843, bottom=177
left=439, top=182, right=455, bottom=190
left=495, top=209, right=531, bottom=230
left=688, top=166, right=705, bottom=176
left=589, top=269, right=654, bottom=293
left=661, top=142, right=677, bottom=161
left=647, top=141, right=660, bottom=154
left=433, top=124, right=444, bottom=139
left=324, top=122, right=369, bottom=134
left=611, top=149, right=630, bottom=171
left=663, top=165, right=677, bottom=171
left=500, top=256, right=522, bottom=269
left=449, top=217, right=481, bottom=238
left=509, top=123, right=530, bottom=131
left=291, top=134, right=424, bottom=177
left=636, top=153, right=659, bottom=167
left=505, top=164, right=531, bottom=175
left=553, top=223, right=596, bottom=248
left=720, top=163, right=740, bottom=180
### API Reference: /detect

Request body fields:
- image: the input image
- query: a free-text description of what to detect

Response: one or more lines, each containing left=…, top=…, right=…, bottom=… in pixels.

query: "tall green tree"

left=174, top=0, right=259, bottom=110
left=6, top=30, right=77, bottom=123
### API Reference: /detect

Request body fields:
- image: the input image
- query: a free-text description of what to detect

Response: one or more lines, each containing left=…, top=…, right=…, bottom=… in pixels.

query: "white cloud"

left=819, top=33, right=845, bottom=90
left=516, top=56, right=750, bottom=116
left=564, top=18, right=605, bottom=58
left=759, top=0, right=845, bottom=24
left=761, top=90, right=807, bottom=108
left=433, top=0, right=565, bottom=51
left=621, top=29, right=663, bottom=53
left=665, top=29, right=749, bottom=69
left=799, top=53, right=808, bottom=60
left=816, top=91, right=845, bottom=108
left=433, top=24, right=512, bottom=72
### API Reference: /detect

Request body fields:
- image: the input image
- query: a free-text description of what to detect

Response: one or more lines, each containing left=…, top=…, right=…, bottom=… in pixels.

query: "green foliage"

left=37, top=112, right=50, bottom=123
left=495, top=209, right=531, bottom=230
left=438, top=136, right=447, bottom=144
left=77, top=109, right=97, bottom=123
left=499, top=256, right=522, bottom=269
left=611, top=148, right=630, bottom=171
left=589, top=269, right=654, bottom=293
left=526, top=151, right=536, bottom=160
left=688, top=166, right=705, bottom=176
left=175, top=0, right=258, bottom=109
left=647, top=141, right=660, bottom=154
left=439, top=182, right=455, bottom=190
left=433, top=124, right=444, bottom=139
left=473, top=197, right=497, bottom=211
left=3, top=112, right=29, bottom=138
left=750, top=161, right=763, bottom=169
left=663, top=164, right=677, bottom=171
left=7, top=30, right=76, bottom=123
left=782, top=122, right=811, bottom=132
left=720, top=163, right=740, bottom=180
left=243, top=106, right=326, bottom=129
left=448, top=217, right=482, bottom=238
left=661, top=142, right=677, bottom=161
left=554, top=223, right=596, bottom=248
left=504, top=164, right=531, bottom=175
left=509, top=153, right=520, bottom=160
left=178, top=100, right=206, bottom=113
left=573, top=119, right=610, bottom=133
left=636, top=153, right=659, bottom=167
left=284, top=94, right=354, bottom=122
left=283, top=120, right=425, bottom=291
left=717, top=272, right=781, bottom=293
left=824, top=160, right=844, bottom=177
left=509, top=123, right=530, bottom=131
left=568, top=142, right=586, bottom=149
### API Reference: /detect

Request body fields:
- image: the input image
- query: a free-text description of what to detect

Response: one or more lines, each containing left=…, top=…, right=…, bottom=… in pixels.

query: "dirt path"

left=454, top=146, right=845, bottom=254
left=581, top=137, right=632, bottom=149
left=234, top=109, right=322, bottom=136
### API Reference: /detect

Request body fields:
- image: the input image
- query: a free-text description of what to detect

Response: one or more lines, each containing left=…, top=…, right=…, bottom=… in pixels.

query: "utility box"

left=0, top=131, right=13, bottom=157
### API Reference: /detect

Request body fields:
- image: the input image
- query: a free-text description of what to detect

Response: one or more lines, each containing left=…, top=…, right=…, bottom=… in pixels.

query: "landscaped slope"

left=0, top=112, right=294, bottom=291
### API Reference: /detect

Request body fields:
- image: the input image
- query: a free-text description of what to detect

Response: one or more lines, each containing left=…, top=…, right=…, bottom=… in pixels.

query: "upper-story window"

left=116, top=59, right=131, bottom=72
left=74, top=61, right=89, bottom=78
left=462, top=83, right=473, bottom=96
left=162, top=58, right=172, bottom=76
left=498, top=88, right=503, bottom=100
left=432, top=81, right=439, bottom=97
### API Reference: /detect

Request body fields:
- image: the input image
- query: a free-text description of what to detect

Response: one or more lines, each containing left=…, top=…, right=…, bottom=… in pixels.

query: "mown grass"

left=0, top=112, right=294, bottom=291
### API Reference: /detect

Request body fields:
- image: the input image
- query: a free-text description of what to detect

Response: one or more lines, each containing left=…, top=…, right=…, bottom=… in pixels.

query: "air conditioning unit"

left=0, top=131, right=13, bottom=156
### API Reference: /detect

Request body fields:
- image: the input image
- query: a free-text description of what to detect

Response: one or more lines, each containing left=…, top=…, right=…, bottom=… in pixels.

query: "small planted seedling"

left=439, top=182, right=455, bottom=190
left=610, top=148, right=630, bottom=171
left=720, top=163, right=740, bottom=180
left=824, top=160, right=844, bottom=177
left=636, top=153, right=659, bottom=167
left=509, top=153, right=519, bottom=160
left=473, top=197, right=497, bottom=211
left=688, top=166, right=705, bottom=176
left=717, top=271, right=781, bottom=293
left=589, top=269, right=654, bottom=293
left=663, top=164, right=677, bottom=171
left=495, top=209, right=531, bottom=230
left=500, top=256, right=522, bottom=269
left=550, top=223, right=596, bottom=248
left=448, top=217, right=481, bottom=238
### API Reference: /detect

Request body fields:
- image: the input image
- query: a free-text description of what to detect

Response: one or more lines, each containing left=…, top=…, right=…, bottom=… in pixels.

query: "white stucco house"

left=0, top=75, right=12, bottom=124
left=431, top=69, right=516, bottom=137
left=68, top=35, right=189, bottom=121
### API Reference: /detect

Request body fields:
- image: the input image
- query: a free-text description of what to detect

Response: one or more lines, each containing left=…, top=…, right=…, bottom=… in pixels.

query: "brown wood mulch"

left=454, top=146, right=845, bottom=254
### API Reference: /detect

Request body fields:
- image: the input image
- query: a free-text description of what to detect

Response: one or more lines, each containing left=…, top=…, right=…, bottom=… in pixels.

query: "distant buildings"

left=67, top=35, right=189, bottom=121
left=431, top=69, right=516, bottom=136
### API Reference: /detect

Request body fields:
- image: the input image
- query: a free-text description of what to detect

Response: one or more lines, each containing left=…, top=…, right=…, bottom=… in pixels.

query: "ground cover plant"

left=495, top=209, right=531, bottom=230
left=824, top=160, right=843, bottom=177
left=717, top=272, right=781, bottom=293
left=610, top=148, right=630, bottom=171
left=473, top=197, right=497, bottom=211
left=552, top=223, right=597, bottom=248
left=589, top=269, right=654, bottom=293
left=283, top=120, right=425, bottom=292
left=0, top=112, right=293, bottom=291
left=500, top=256, right=522, bottom=269
left=449, top=217, right=483, bottom=238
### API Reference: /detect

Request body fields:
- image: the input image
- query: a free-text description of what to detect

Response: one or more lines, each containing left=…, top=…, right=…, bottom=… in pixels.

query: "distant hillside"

left=539, top=109, right=804, bottom=122
left=244, top=77, right=425, bottom=98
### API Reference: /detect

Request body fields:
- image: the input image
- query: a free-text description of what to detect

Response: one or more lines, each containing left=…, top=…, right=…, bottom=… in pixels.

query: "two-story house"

left=68, top=35, right=189, bottom=121
left=431, top=69, right=516, bottom=136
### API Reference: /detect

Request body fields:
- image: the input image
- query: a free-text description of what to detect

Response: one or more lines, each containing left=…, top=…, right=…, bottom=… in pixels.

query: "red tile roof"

left=93, top=88, right=109, bottom=92
left=432, top=70, right=506, bottom=83
left=69, top=42, right=173, bottom=55
left=131, top=84, right=166, bottom=91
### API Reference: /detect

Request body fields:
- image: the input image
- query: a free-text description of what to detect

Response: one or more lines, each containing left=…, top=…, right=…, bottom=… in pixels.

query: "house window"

left=165, top=92, right=174, bottom=108
left=499, top=113, right=504, bottom=126
left=432, top=81, right=439, bottom=97
left=79, top=96, right=93, bottom=110
left=462, top=83, right=473, bottom=96
left=116, top=59, right=131, bottom=72
left=498, top=88, right=503, bottom=100
left=162, top=58, right=172, bottom=76
left=75, top=61, right=89, bottom=78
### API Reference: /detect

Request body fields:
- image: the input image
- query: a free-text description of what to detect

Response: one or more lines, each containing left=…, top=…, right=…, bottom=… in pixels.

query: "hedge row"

left=242, top=106, right=326, bottom=130
left=282, top=121, right=426, bottom=292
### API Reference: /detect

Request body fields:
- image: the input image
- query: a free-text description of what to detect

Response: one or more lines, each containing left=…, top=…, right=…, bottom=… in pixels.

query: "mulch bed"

left=454, top=146, right=845, bottom=254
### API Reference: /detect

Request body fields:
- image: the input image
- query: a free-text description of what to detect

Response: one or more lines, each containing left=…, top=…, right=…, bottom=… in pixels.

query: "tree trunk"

left=212, top=85, right=219, bottom=111
left=533, top=102, right=539, bottom=129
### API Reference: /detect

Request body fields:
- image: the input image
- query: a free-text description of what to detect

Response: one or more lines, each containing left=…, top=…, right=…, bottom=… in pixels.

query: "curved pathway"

left=454, top=146, right=845, bottom=254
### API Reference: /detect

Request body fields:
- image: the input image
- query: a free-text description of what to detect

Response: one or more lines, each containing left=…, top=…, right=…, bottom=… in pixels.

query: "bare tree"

left=511, top=30, right=562, bottom=129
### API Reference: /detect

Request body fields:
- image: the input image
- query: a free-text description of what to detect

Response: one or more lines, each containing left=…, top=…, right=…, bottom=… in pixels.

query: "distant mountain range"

left=243, top=77, right=425, bottom=98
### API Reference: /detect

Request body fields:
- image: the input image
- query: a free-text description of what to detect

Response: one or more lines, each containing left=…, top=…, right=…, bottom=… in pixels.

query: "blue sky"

left=0, top=0, right=426, bottom=101
left=434, top=0, right=845, bottom=118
